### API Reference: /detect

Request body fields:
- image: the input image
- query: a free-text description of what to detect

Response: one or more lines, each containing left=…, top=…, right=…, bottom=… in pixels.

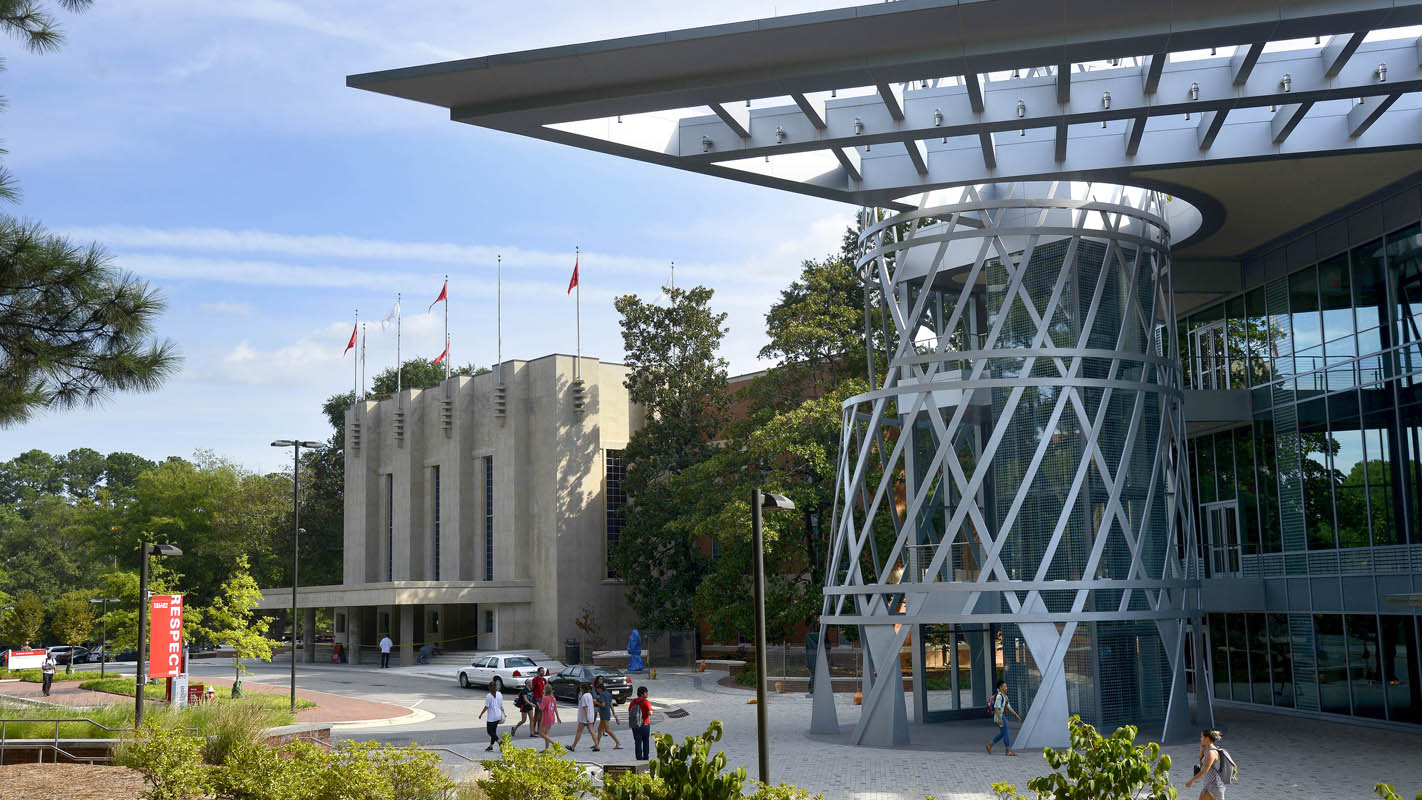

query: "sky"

left=2, top=0, right=866, bottom=472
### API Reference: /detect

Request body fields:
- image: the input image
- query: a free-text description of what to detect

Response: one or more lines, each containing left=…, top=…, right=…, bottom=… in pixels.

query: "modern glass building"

left=349, top=0, right=1422, bottom=748
left=1182, top=181, right=1422, bottom=727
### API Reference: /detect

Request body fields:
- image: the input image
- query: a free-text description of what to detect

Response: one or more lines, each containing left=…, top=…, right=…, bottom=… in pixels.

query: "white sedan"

left=457, top=653, right=542, bottom=690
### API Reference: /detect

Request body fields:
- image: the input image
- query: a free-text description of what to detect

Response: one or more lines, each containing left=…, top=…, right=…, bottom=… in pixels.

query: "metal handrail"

left=0, top=716, right=134, bottom=765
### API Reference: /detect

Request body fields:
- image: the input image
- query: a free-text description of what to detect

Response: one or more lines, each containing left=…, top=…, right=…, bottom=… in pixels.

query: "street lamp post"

left=271, top=439, right=322, bottom=714
left=750, top=487, right=795, bottom=786
left=88, top=597, right=121, bottom=679
left=136, top=542, right=182, bottom=728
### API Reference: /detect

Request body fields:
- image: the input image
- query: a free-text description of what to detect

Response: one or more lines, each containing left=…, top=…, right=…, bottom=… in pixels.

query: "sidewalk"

left=0, top=678, right=138, bottom=709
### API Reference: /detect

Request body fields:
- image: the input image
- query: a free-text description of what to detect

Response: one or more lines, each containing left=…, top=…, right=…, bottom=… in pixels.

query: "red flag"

left=343, top=324, right=357, bottom=356
left=431, top=346, right=447, bottom=365
left=428, top=280, right=448, bottom=312
left=567, top=257, right=579, bottom=294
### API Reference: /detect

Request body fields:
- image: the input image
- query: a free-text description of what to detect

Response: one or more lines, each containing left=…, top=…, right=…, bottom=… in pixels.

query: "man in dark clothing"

left=628, top=685, right=653, bottom=760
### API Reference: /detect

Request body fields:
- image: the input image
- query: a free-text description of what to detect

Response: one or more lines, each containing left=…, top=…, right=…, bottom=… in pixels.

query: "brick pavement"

left=445, top=670, right=1422, bottom=799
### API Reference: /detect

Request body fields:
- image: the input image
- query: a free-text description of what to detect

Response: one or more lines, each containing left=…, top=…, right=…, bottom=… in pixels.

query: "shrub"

left=1375, top=784, right=1422, bottom=800
left=990, top=716, right=1174, bottom=800
left=478, top=734, right=595, bottom=800
left=114, top=721, right=210, bottom=800
left=209, top=740, right=310, bottom=800
left=196, top=700, right=275, bottom=766
left=600, top=721, right=813, bottom=800
left=371, top=742, right=455, bottom=800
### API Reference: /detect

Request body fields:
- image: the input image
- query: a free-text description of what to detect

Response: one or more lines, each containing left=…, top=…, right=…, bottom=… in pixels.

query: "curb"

left=331, top=706, right=435, bottom=730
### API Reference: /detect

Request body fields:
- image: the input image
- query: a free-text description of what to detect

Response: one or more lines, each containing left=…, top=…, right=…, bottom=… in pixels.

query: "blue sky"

left=3, top=1, right=861, bottom=472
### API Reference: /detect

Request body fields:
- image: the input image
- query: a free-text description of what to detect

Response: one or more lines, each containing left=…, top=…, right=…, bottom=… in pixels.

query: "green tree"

left=0, top=216, right=179, bottom=427
left=50, top=593, right=94, bottom=674
left=103, top=451, right=157, bottom=494
left=477, top=737, right=594, bottom=800
left=991, top=715, right=1176, bottom=800
left=60, top=446, right=107, bottom=497
left=0, top=590, right=44, bottom=648
left=611, top=286, right=729, bottom=636
left=193, top=556, right=272, bottom=696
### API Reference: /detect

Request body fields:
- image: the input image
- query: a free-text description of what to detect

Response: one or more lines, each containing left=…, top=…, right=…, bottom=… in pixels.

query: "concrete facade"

left=261, top=354, right=645, bottom=665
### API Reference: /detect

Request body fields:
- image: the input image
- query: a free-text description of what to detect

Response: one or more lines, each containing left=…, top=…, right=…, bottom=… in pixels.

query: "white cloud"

left=224, top=341, right=256, bottom=363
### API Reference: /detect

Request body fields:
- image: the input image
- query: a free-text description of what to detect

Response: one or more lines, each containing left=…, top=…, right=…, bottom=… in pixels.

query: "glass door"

left=1191, top=321, right=1229, bottom=390
left=922, top=623, right=999, bottom=721
left=1203, top=501, right=1241, bottom=577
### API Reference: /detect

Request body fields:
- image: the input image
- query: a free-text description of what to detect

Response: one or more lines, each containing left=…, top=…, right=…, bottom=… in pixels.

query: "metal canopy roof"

left=350, top=0, right=1422, bottom=255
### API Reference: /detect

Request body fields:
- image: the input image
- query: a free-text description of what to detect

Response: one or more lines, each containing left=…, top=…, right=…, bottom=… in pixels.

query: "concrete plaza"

left=188, top=659, right=1422, bottom=799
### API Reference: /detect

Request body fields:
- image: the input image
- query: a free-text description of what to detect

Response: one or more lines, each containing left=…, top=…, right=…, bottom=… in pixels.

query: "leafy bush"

left=1375, top=784, right=1422, bottom=800
left=600, top=721, right=821, bottom=800
left=372, top=742, right=455, bottom=800
left=195, top=699, right=275, bottom=766
left=477, top=734, right=596, bottom=800
left=114, top=721, right=210, bottom=800
left=990, top=716, right=1174, bottom=800
left=209, top=740, right=309, bottom=800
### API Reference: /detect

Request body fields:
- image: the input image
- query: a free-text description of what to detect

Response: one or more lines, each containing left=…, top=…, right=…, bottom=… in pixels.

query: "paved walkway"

left=423, top=670, right=1422, bottom=800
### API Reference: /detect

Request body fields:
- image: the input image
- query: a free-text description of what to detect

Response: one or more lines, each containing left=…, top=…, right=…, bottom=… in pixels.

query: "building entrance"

left=919, top=623, right=999, bottom=722
left=1202, top=501, right=1242, bottom=577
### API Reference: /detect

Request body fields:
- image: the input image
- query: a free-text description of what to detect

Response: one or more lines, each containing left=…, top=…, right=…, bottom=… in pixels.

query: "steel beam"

left=1054, top=120, right=1068, bottom=162
left=1322, top=32, right=1368, bottom=78
left=878, top=83, right=906, bottom=121
left=833, top=146, right=862, bottom=181
left=1270, top=101, right=1315, bottom=143
left=1347, top=93, right=1400, bottom=137
left=964, top=73, right=985, bottom=113
left=709, top=102, right=750, bottom=138
left=1125, top=113, right=1148, bottom=155
left=1231, top=42, right=1266, bottom=85
left=1196, top=109, right=1228, bottom=149
left=978, top=130, right=996, bottom=169
left=1056, top=63, right=1071, bottom=104
left=791, top=93, right=827, bottom=130
left=905, top=139, right=929, bottom=175
left=1143, top=52, right=1167, bottom=94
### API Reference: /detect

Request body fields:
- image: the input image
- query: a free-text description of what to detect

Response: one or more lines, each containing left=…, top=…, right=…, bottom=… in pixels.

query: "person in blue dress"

left=627, top=628, right=645, bottom=672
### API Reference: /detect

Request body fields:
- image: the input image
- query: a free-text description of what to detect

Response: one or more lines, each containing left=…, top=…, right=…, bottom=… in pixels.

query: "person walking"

left=509, top=682, right=537, bottom=738
left=477, top=677, right=505, bottom=752
left=570, top=683, right=598, bottom=752
left=41, top=651, right=57, bottom=697
left=592, top=676, right=622, bottom=751
left=529, top=667, right=549, bottom=739
left=985, top=679, right=1021, bottom=756
left=628, top=685, right=653, bottom=761
left=379, top=634, right=393, bottom=669
left=536, top=685, right=560, bottom=751
left=1185, top=729, right=1228, bottom=799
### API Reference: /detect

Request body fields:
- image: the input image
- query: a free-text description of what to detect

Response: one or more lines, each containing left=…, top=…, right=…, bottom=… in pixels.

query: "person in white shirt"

left=379, top=635, right=393, bottom=668
left=477, top=676, right=505, bottom=752
left=41, top=653, right=57, bottom=696
left=570, top=682, right=598, bottom=752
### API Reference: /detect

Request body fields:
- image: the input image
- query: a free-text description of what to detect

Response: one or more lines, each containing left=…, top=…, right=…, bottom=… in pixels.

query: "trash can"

left=565, top=639, right=582, bottom=666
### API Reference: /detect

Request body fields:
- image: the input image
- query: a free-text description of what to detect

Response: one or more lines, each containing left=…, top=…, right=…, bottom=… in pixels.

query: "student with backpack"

left=985, top=679, right=1022, bottom=756
left=508, top=682, right=537, bottom=738
left=628, top=686, right=653, bottom=761
left=1185, top=729, right=1236, bottom=799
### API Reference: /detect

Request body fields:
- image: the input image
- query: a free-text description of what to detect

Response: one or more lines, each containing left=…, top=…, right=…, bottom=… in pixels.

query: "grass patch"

left=0, top=693, right=306, bottom=739
left=0, top=668, right=105, bottom=683
left=78, top=677, right=316, bottom=710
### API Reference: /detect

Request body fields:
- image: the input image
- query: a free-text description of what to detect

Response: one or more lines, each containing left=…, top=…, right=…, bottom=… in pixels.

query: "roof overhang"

left=349, top=0, right=1422, bottom=259
left=255, top=581, right=534, bottom=610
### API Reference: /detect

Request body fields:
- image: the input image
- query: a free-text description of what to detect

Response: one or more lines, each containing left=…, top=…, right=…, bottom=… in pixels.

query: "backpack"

left=629, top=700, right=645, bottom=728
left=1211, top=747, right=1239, bottom=785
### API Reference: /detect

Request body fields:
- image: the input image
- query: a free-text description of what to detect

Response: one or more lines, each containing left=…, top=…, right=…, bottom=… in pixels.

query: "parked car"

left=548, top=665, right=632, bottom=705
left=47, top=646, right=89, bottom=665
left=81, top=645, right=110, bottom=663
left=457, top=653, right=540, bottom=690
left=113, top=649, right=139, bottom=663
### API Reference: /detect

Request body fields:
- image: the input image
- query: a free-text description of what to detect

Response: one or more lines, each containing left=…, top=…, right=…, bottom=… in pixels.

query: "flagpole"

left=575, top=246, right=581, bottom=381
left=497, top=254, right=503, bottom=386
left=396, top=292, right=403, bottom=406
left=360, top=323, right=367, bottom=401
left=440, top=274, right=446, bottom=380
left=353, top=309, right=359, bottom=398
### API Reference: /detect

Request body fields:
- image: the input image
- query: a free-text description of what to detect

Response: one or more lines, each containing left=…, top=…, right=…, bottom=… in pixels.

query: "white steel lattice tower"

left=811, top=181, right=1207, bottom=748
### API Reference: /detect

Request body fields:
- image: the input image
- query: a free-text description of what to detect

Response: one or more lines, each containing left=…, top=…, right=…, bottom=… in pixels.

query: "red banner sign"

left=148, top=594, right=184, bottom=679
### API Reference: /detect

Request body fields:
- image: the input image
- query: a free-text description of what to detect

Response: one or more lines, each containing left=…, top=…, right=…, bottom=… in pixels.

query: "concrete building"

left=261, top=354, right=643, bottom=667
left=347, top=0, right=1422, bottom=750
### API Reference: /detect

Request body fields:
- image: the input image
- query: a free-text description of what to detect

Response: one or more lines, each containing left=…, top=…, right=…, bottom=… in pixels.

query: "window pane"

left=1216, top=430, right=1237, bottom=501
left=1399, top=389, right=1422, bottom=545
left=1244, top=288, right=1272, bottom=387
left=1196, top=436, right=1217, bottom=505
left=1380, top=615, right=1420, bottom=723
left=1247, top=613, right=1270, bottom=705
left=1268, top=278, right=1295, bottom=381
left=1329, top=392, right=1370, bottom=549
left=1254, top=415, right=1282, bottom=553
left=1291, top=266, right=1324, bottom=379
left=1362, top=401, right=1399, bottom=546
left=1228, top=613, right=1249, bottom=703
left=1299, top=398, right=1337, bottom=550
left=1346, top=614, right=1386, bottom=719
left=1267, top=613, right=1294, bottom=708
left=1353, top=238, right=1388, bottom=357
left=1236, top=427, right=1261, bottom=555
left=1210, top=613, right=1231, bottom=701
left=1386, top=224, right=1422, bottom=377
left=1315, top=614, right=1350, bottom=715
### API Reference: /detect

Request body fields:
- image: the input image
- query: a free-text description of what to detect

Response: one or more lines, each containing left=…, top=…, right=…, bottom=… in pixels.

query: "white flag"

left=380, top=298, right=401, bottom=333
